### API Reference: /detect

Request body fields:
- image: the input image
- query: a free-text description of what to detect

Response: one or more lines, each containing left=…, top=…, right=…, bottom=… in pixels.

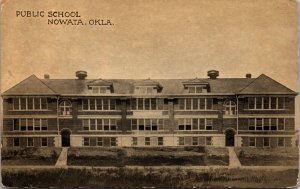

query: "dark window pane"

left=263, top=97, right=269, bottom=109
left=103, top=99, right=109, bottom=110
left=13, top=98, right=19, bottom=110
left=145, top=99, right=150, bottom=110
left=192, top=99, right=198, bottom=110
left=138, top=99, right=143, bottom=110
left=96, top=99, right=102, bottom=110
left=199, top=98, right=205, bottom=109
left=256, top=97, right=262, bottom=109
left=20, top=98, right=26, bottom=110
left=248, top=97, right=255, bottom=109
left=110, top=99, right=116, bottom=110
left=278, top=97, right=284, bottom=109
left=13, top=119, right=19, bottom=130
left=41, top=98, right=47, bottom=109
left=179, top=99, right=185, bottom=110
left=270, top=97, right=277, bottom=109
left=151, top=98, right=156, bottom=110
left=27, top=98, right=33, bottom=110
left=90, top=99, right=96, bottom=110
left=206, top=98, right=213, bottom=110
left=186, top=99, right=191, bottom=110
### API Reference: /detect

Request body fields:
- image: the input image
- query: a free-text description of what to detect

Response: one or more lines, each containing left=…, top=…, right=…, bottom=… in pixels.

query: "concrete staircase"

left=55, top=147, right=68, bottom=167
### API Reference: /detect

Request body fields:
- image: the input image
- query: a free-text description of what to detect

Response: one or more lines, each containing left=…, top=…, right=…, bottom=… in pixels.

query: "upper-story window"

left=91, top=86, right=111, bottom=94
left=131, top=98, right=164, bottom=110
left=131, top=119, right=164, bottom=131
left=248, top=118, right=285, bottom=131
left=248, top=97, right=285, bottom=110
left=223, top=100, right=236, bottom=115
left=188, top=86, right=205, bottom=93
left=87, top=79, right=113, bottom=94
left=82, top=99, right=118, bottom=110
left=135, top=86, right=157, bottom=94
left=13, top=118, right=48, bottom=131
left=59, top=101, right=72, bottom=116
left=178, top=98, right=213, bottom=110
left=13, top=97, right=48, bottom=110
left=177, top=118, right=213, bottom=130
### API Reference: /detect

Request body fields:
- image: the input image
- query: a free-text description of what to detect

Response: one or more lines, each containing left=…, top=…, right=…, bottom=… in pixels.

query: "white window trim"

left=177, top=118, right=213, bottom=131
left=91, top=86, right=111, bottom=94
left=13, top=97, right=48, bottom=111
left=59, top=101, right=72, bottom=116
left=81, top=99, right=118, bottom=111
left=179, top=98, right=213, bottom=111
left=82, top=119, right=119, bottom=131
left=247, top=97, right=286, bottom=110
left=131, top=119, right=164, bottom=131
left=248, top=118, right=284, bottom=131
left=131, top=98, right=164, bottom=111
left=14, top=118, right=48, bottom=131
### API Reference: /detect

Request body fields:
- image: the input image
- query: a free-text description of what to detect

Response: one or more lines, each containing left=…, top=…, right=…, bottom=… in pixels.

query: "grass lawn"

left=1, top=147, right=62, bottom=165
left=67, top=146, right=229, bottom=166
left=235, top=147, right=299, bottom=166
left=2, top=167, right=298, bottom=188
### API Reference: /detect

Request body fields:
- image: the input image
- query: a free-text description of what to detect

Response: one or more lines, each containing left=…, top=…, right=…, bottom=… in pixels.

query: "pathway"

left=55, top=147, right=68, bottom=167
left=228, top=147, right=242, bottom=168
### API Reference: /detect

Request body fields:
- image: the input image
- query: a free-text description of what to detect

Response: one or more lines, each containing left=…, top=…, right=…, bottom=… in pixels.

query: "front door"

left=225, top=130, right=235, bottom=146
left=61, top=130, right=70, bottom=147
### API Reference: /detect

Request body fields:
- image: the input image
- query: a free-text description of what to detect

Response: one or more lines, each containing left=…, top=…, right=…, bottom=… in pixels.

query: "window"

left=97, top=138, right=103, bottom=146
left=14, top=118, right=47, bottom=131
left=263, top=137, right=270, bottom=147
left=91, top=86, right=110, bottom=94
left=248, top=118, right=284, bottom=131
left=110, top=138, right=117, bottom=146
left=59, top=101, right=72, bottom=116
left=13, top=98, right=48, bottom=110
left=192, top=137, right=198, bottom=146
left=177, top=118, right=213, bottom=131
left=278, top=118, right=284, bottom=130
left=256, top=118, right=263, bottom=130
left=206, top=119, right=213, bottom=130
left=132, top=119, right=164, bottom=131
left=82, top=99, right=117, bottom=111
left=249, top=137, right=256, bottom=147
left=145, top=137, right=150, bottom=146
left=178, top=98, right=213, bottom=110
left=13, top=138, right=20, bottom=147
left=13, top=119, right=20, bottom=130
left=248, top=97, right=285, bottom=110
left=135, top=86, right=157, bottom=94
left=83, top=137, right=90, bottom=146
left=223, top=100, right=236, bottom=115
left=205, top=137, right=212, bottom=146
left=131, top=98, right=163, bottom=110
left=248, top=119, right=255, bottom=130
left=132, top=137, right=138, bottom=146
left=41, top=138, right=48, bottom=147
left=27, top=138, right=34, bottom=147
left=179, top=137, right=184, bottom=146
left=278, top=138, right=285, bottom=147
left=158, top=137, right=163, bottom=146
left=83, top=119, right=119, bottom=131
left=82, top=119, right=89, bottom=130
left=188, top=86, right=203, bottom=93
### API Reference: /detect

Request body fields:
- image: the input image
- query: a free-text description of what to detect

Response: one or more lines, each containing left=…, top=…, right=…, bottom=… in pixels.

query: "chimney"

left=76, top=71, right=87, bottom=80
left=207, top=70, right=219, bottom=79
left=246, top=73, right=252, bottom=78
left=44, top=74, right=50, bottom=79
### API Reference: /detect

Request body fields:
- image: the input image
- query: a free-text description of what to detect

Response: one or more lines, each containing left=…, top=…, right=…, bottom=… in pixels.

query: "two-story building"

left=2, top=70, right=297, bottom=148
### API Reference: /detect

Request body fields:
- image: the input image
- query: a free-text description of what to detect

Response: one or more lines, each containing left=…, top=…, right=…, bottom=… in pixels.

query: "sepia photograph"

left=0, top=0, right=299, bottom=188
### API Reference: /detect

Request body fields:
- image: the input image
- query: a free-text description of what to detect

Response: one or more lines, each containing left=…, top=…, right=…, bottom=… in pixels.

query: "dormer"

left=182, top=78, right=210, bottom=93
left=87, top=79, right=113, bottom=94
left=134, top=79, right=163, bottom=94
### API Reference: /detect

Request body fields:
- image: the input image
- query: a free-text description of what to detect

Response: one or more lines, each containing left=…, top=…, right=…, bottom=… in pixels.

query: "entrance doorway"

left=61, top=129, right=71, bottom=147
left=225, top=129, right=235, bottom=146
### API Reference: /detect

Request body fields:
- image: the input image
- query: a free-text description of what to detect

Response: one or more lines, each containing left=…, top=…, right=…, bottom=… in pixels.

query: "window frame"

left=27, top=138, right=34, bottom=147
left=41, top=138, right=48, bottom=147
left=13, top=97, right=48, bottom=111
left=248, top=97, right=285, bottom=110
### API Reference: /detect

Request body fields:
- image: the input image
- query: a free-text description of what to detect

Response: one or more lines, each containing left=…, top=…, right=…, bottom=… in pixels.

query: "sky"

left=1, top=0, right=298, bottom=93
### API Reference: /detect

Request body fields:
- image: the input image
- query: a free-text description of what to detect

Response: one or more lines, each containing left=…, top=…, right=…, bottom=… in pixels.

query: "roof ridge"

left=38, top=76, right=58, bottom=94
left=237, top=74, right=261, bottom=93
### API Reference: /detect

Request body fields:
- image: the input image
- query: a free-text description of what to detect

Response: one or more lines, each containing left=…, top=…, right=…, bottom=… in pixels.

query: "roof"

left=2, top=74, right=297, bottom=96
left=87, top=79, right=113, bottom=86
left=182, top=78, right=209, bottom=85
left=238, top=74, right=296, bottom=94
left=2, top=75, right=57, bottom=95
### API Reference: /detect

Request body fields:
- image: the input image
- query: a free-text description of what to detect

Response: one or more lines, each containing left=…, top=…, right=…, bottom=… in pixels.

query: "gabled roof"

left=182, top=78, right=209, bottom=85
left=87, top=79, right=113, bottom=86
left=2, top=74, right=297, bottom=96
left=133, top=79, right=162, bottom=89
left=238, top=74, right=296, bottom=95
left=3, top=75, right=57, bottom=95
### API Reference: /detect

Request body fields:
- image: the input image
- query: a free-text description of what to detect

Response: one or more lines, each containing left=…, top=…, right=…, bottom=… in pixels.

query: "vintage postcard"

left=0, top=0, right=299, bottom=188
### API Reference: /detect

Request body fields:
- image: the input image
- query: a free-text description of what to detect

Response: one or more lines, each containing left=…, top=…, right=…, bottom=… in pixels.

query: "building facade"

left=2, top=70, right=298, bottom=148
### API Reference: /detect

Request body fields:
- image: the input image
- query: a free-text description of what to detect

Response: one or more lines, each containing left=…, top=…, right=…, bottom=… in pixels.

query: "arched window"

left=59, top=101, right=72, bottom=116
left=223, top=100, right=236, bottom=115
